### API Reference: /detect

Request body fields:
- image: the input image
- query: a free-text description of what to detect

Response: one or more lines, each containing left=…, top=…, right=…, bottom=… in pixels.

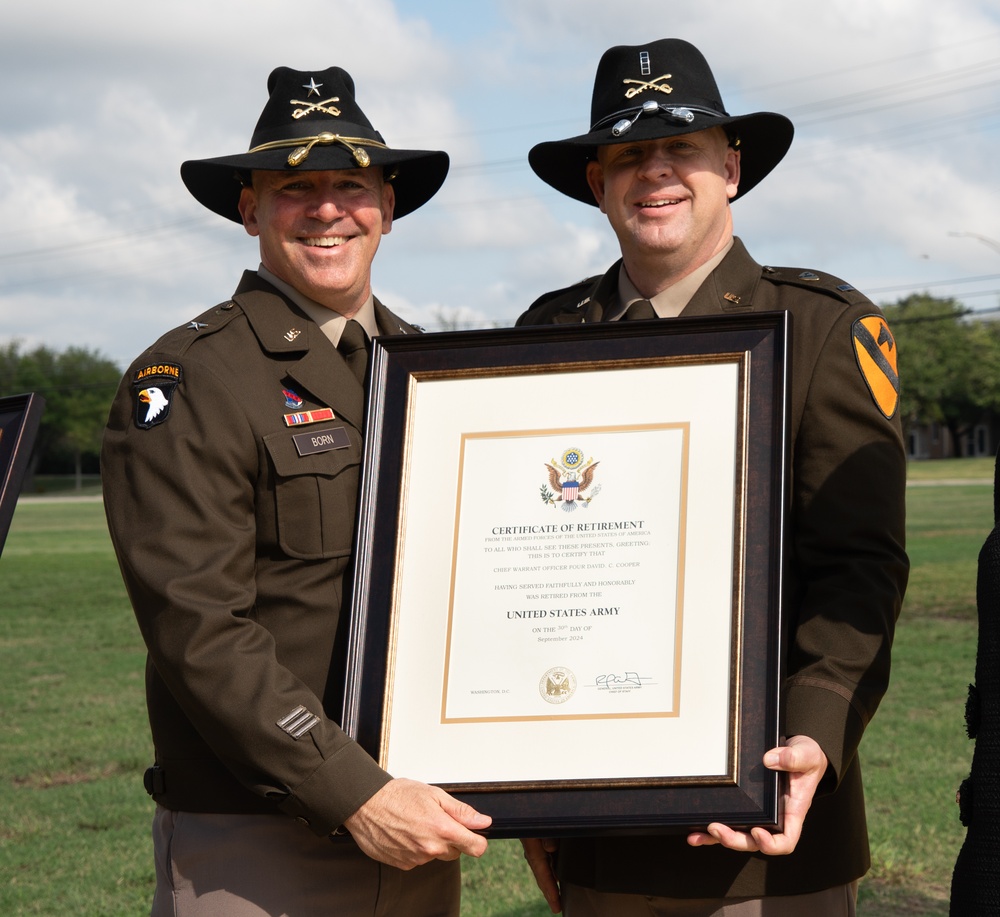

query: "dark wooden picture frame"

left=342, top=314, right=788, bottom=837
left=0, top=393, right=46, bottom=555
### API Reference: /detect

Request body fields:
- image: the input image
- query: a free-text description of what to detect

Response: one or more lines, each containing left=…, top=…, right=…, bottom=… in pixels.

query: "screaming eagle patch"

left=132, top=362, right=183, bottom=429
left=852, top=316, right=899, bottom=419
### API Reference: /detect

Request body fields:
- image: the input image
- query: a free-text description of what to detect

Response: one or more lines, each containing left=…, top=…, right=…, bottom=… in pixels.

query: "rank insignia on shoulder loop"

left=131, top=362, right=183, bottom=430
left=852, top=316, right=899, bottom=419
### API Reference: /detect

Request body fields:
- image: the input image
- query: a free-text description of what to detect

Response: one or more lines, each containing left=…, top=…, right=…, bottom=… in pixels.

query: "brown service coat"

left=515, top=238, right=909, bottom=897
left=102, top=271, right=412, bottom=837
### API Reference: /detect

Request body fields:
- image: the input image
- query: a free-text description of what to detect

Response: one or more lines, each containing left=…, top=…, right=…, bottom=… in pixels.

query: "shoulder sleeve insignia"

left=131, top=362, right=183, bottom=429
left=852, top=316, right=899, bottom=418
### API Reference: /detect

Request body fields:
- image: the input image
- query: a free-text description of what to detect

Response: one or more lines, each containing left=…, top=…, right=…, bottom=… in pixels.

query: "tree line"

left=1, top=292, right=997, bottom=492
left=0, top=342, right=122, bottom=490
left=883, top=294, right=1000, bottom=454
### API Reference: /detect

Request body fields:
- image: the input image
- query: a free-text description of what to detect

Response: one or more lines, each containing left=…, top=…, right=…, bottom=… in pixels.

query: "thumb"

left=439, top=793, right=493, bottom=830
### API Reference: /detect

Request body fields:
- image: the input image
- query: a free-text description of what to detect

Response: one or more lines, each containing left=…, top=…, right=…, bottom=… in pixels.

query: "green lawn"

left=854, top=471, right=990, bottom=916
left=0, top=502, right=153, bottom=915
left=1, top=459, right=991, bottom=914
left=905, top=456, right=993, bottom=482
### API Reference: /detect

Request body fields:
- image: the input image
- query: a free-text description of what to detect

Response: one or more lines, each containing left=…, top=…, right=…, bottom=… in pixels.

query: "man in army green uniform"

left=517, top=39, right=908, bottom=917
left=102, top=66, right=490, bottom=916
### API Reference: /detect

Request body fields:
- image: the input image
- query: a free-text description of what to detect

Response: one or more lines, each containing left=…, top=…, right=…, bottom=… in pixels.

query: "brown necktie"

left=623, top=299, right=657, bottom=320
left=338, top=319, right=369, bottom=384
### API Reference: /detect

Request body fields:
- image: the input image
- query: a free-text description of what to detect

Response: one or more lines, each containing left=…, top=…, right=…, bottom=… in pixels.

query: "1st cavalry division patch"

left=852, top=316, right=899, bottom=419
left=132, top=362, right=183, bottom=430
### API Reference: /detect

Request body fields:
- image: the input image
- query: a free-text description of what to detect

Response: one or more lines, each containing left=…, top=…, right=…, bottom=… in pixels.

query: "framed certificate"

left=0, top=392, right=46, bottom=555
left=342, top=313, right=788, bottom=837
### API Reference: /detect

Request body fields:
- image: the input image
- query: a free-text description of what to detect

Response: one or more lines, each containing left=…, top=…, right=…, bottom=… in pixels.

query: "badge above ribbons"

left=852, top=315, right=899, bottom=419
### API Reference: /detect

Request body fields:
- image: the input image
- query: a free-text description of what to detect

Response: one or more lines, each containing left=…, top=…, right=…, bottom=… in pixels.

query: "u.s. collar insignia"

left=852, top=316, right=899, bottom=419
left=131, top=362, right=182, bottom=430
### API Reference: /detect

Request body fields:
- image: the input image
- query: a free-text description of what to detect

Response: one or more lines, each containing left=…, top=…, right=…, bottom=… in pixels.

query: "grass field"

left=0, top=458, right=992, bottom=915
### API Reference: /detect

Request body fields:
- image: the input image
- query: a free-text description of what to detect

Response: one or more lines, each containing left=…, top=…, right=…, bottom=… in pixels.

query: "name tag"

left=293, top=426, right=350, bottom=456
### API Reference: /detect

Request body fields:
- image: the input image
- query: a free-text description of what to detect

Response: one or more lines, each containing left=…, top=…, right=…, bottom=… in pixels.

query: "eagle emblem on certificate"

left=541, top=447, right=601, bottom=511
left=539, top=667, right=577, bottom=704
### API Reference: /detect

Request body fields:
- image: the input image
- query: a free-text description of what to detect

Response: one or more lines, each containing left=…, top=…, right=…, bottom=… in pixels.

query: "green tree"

left=0, top=343, right=57, bottom=488
left=968, top=318, right=1000, bottom=411
left=0, top=342, right=121, bottom=490
left=883, top=294, right=1000, bottom=454
left=52, top=348, right=123, bottom=488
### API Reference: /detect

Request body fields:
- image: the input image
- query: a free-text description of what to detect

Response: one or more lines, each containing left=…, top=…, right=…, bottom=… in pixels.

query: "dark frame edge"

left=0, top=392, right=46, bottom=556
left=341, top=314, right=790, bottom=837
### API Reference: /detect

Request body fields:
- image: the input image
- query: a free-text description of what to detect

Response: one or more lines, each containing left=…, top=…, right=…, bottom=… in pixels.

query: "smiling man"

left=238, top=167, right=392, bottom=312
left=102, top=66, right=490, bottom=917
left=517, top=39, right=908, bottom=917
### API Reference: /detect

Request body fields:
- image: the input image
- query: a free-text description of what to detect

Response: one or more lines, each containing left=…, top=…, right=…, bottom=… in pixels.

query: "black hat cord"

left=248, top=131, right=391, bottom=169
left=592, top=101, right=740, bottom=141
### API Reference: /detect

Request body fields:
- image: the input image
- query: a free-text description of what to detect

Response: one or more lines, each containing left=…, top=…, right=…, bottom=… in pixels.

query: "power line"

left=747, top=32, right=1000, bottom=94
left=0, top=238, right=246, bottom=294
left=2, top=34, right=999, bottom=295
left=0, top=215, right=217, bottom=263
left=866, top=273, right=1000, bottom=294
left=785, top=59, right=1000, bottom=121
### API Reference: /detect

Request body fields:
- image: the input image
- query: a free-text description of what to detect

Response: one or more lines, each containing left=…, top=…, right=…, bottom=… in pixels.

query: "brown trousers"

left=150, top=807, right=459, bottom=917
left=563, top=880, right=858, bottom=917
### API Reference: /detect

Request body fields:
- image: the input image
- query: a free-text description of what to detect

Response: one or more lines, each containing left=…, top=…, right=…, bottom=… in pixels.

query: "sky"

left=3, top=0, right=1000, bottom=369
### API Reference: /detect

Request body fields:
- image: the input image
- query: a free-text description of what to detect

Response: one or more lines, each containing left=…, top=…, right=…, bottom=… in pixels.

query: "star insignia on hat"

left=179, top=65, right=450, bottom=222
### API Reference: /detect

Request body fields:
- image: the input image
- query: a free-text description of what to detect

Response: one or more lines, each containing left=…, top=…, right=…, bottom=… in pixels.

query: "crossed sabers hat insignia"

left=624, top=74, right=673, bottom=98
left=291, top=97, right=342, bottom=119
left=180, top=65, right=445, bottom=223
left=526, top=39, right=795, bottom=206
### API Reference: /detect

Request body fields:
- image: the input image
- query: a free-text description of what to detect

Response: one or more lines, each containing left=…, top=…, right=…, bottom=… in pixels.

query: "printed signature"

left=595, top=672, right=646, bottom=688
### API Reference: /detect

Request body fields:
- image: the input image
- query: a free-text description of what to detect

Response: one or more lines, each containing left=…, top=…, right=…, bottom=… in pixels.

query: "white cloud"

left=1, top=0, right=999, bottom=365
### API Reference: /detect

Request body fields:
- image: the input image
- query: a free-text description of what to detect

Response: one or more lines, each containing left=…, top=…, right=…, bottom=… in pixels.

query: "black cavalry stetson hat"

left=181, top=66, right=449, bottom=222
left=529, top=39, right=794, bottom=205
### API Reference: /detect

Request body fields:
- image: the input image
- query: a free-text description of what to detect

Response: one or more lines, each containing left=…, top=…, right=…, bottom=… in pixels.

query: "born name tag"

left=292, top=426, right=350, bottom=456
